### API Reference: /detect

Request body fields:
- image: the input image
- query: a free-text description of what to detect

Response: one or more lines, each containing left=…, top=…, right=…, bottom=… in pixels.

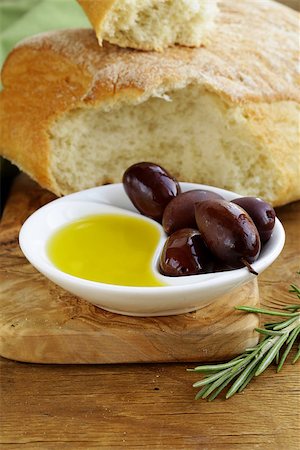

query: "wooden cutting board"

left=0, top=175, right=263, bottom=364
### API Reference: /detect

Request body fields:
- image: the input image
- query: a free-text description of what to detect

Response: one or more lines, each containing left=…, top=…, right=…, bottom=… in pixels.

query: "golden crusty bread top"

left=5, top=0, right=299, bottom=108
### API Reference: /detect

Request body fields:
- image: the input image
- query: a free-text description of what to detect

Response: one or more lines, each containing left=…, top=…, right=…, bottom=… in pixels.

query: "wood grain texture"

left=1, top=357, right=299, bottom=450
left=2, top=187, right=299, bottom=449
left=0, top=174, right=260, bottom=364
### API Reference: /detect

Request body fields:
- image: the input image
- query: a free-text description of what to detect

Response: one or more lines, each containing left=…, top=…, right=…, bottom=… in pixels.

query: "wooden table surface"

left=1, top=1, right=299, bottom=448
left=1, top=198, right=300, bottom=450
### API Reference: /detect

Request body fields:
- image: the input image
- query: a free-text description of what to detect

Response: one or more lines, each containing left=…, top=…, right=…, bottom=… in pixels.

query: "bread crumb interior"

left=49, top=85, right=295, bottom=203
left=100, top=0, right=218, bottom=49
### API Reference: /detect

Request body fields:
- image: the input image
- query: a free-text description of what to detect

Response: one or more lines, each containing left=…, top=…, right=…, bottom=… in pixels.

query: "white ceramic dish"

left=19, top=183, right=285, bottom=316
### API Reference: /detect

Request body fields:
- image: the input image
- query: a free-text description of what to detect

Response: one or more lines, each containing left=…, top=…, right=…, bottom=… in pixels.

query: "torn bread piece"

left=77, top=0, right=219, bottom=51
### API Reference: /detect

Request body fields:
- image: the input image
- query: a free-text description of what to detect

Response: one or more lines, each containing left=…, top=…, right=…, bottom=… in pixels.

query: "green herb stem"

left=189, top=280, right=300, bottom=401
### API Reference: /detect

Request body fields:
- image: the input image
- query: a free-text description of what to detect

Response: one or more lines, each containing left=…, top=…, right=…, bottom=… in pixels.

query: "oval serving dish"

left=19, top=183, right=285, bottom=316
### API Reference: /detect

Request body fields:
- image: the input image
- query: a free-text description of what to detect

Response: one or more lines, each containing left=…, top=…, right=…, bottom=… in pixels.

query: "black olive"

left=159, top=228, right=214, bottom=277
left=123, top=162, right=180, bottom=222
left=195, top=199, right=261, bottom=274
left=162, top=189, right=224, bottom=235
left=232, top=197, right=276, bottom=243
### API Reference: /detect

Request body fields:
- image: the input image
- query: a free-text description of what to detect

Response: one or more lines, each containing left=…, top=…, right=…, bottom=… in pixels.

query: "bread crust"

left=0, top=0, right=299, bottom=204
left=77, top=0, right=117, bottom=45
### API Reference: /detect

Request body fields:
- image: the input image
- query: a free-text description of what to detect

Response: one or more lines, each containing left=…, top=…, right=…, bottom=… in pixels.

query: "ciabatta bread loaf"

left=77, top=0, right=219, bottom=51
left=0, top=0, right=299, bottom=206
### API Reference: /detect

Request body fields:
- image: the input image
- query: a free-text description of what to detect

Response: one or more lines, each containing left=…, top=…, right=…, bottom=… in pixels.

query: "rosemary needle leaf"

left=208, top=373, right=238, bottom=401
left=190, top=359, right=244, bottom=373
left=226, top=357, right=263, bottom=399
left=202, top=361, right=248, bottom=398
left=255, top=328, right=284, bottom=336
left=193, top=368, right=231, bottom=388
left=255, top=334, right=289, bottom=376
left=238, top=367, right=258, bottom=394
left=277, top=328, right=300, bottom=372
left=264, top=323, right=277, bottom=329
left=202, top=371, right=238, bottom=399
left=284, top=304, right=300, bottom=311
left=195, top=384, right=212, bottom=400
left=272, top=316, right=299, bottom=330
left=242, top=342, right=266, bottom=355
left=288, top=285, right=300, bottom=298
left=292, top=344, right=300, bottom=365
left=235, top=306, right=298, bottom=317
left=286, top=325, right=300, bottom=344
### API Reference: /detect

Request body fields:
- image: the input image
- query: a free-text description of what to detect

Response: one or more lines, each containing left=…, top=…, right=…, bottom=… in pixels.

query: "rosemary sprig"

left=188, top=282, right=300, bottom=401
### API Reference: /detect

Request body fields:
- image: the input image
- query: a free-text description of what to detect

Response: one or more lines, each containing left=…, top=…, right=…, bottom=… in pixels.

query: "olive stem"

left=241, top=258, right=258, bottom=276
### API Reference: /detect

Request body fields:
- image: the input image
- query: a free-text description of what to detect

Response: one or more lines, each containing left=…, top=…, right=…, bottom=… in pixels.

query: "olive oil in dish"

left=47, top=214, right=164, bottom=287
